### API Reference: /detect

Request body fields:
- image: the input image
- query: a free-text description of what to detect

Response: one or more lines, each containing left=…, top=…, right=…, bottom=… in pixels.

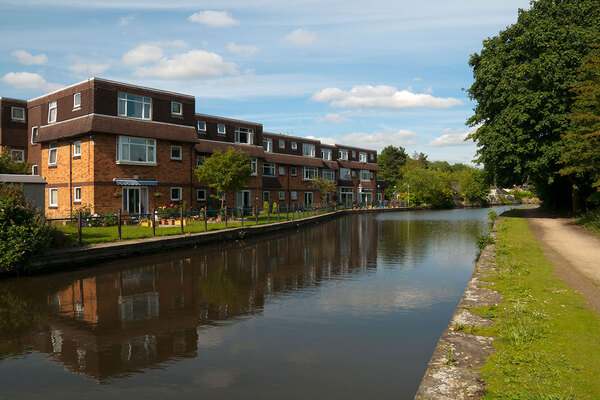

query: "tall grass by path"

left=473, top=214, right=600, bottom=399
left=577, top=208, right=600, bottom=235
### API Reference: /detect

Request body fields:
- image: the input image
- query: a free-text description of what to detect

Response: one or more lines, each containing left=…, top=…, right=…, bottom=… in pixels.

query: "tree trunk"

left=569, top=176, right=582, bottom=213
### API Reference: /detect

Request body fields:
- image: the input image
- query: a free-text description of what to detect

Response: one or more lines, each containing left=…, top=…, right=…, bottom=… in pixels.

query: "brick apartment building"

left=0, top=78, right=380, bottom=218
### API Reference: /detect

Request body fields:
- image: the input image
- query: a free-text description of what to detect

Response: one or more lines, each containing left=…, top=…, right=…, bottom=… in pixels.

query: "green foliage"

left=0, top=150, right=29, bottom=174
left=195, top=148, right=252, bottom=209
left=576, top=208, right=600, bottom=234
left=0, top=184, right=55, bottom=271
left=377, top=145, right=407, bottom=197
left=467, top=0, right=600, bottom=208
left=488, top=209, right=498, bottom=223
left=312, top=177, right=337, bottom=201
left=402, top=168, right=454, bottom=208
left=476, top=234, right=495, bottom=251
left=452, top=167, right=490, bottom=204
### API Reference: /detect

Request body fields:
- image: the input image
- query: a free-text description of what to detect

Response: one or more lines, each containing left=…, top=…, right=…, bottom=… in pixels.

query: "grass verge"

left=576, top=208, right=600, bottom=235
left=474, top=214, right=600, bottom=399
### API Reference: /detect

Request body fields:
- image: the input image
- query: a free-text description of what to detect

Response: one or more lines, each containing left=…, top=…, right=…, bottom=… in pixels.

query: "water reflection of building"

left=24, top=215, right=378, bottom=382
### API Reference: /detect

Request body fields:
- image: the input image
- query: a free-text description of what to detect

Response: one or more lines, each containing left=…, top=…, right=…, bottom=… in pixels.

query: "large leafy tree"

left=312, top=177, right=337, bottom=203
left=560, top=45, right=600, bottom=208
left=0, top=150, right=29, bottom=174
left=377, top=145, right=407, bottom=197
left=467, top=0, right=600, bottom=208
left=195, top=148, right=252, bottom=209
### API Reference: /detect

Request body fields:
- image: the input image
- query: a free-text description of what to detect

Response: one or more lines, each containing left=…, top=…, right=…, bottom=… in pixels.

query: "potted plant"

left=153, top=192, right=162, bottom=198
left=113, top=192, right=121, bottom=198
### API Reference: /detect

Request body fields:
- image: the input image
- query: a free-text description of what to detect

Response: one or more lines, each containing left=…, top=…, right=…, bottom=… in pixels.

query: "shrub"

left=0, top=184, right=55, bottom=271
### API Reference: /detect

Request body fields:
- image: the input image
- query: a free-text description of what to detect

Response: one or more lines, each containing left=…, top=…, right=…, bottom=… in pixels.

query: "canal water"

left=0, top=207, right=515, bottom=399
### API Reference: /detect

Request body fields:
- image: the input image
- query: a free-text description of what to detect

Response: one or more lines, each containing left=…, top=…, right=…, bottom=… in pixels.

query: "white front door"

left=123, top=187, right=148, bottom=215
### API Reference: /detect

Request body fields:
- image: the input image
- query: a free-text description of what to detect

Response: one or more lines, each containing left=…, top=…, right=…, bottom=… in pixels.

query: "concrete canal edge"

left=19, top=207, right=419, bottom=276
left=414, top=221, right=502, bottom=400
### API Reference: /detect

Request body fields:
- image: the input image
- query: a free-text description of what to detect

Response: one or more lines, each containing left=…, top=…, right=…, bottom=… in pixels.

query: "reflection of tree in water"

left=0, top=287, right=43, bottom=359
left=198, top=263, right=256, bottom=319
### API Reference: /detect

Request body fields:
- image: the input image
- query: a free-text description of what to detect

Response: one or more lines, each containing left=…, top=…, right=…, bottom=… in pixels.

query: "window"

left=11, top=149, right=24, bottom=162
left=322, top=149, right=332, bottom=161
left=73, top=93, right=81, bottom=109
left=251, top=158, right=257, bottom=175
left=291, top=191, right=297, bottom=200
left=370, top=153, right=374, bottom=161
left=302, top=143, right=315, bottom=157
left=291, top=141, right=297, bottom=150
left=370, top=172, right=374, bottom=179
left=118, top=93, right=151, bottom=120
left=74, top=187, right=82, bottom=203
left=263, top=162, right=275, bottom=176
left=116, top=136, right=156, bottom=164
left=291, top=167, right=297, bottom=176
left=73, top=141, right=81, bottom=157
left=303, top=166, right=318, bottom=180
left=171, top=187, right=182, bottom=201
left=11, top=107, right=25, bottom=121
left=359, top=152, right=367, bottom=163
left=48, top=143, right=58, bottom=166
left=360, top=170, right=370, bottom=181
left=217, top=124, right=226, bottom=135
left=197, top=121, right=206, bottom=132
left=197, top=189, right=206, bottom=201
left=48, top=101, right=57, bottom=123
left=339, top=149, right=348, bottom=160
left=263, top=191, right=270, bottom=203
left=278, top=166, right=285, bottom=176
left=234, top=127, right=254, bottom=144
left=279, top=191, right=285, bottom=200
left=352, top=170, right=356, bottom=178
left=197, top=155, right=205, bottom=168
left=279, top=139, right=285, bottom=149
left=352, top=150, right=356, bottom=158
left=49, top=188, right=58, bottom=207
left=323, top=169, right=335, bottom=181
left=171, top=145, right=182, bottom=160
left=31, top=127, right=38, bottom=144
left=171, top=102, right=182, bottom=116
left=263, top=138, right=273, bottom=152
left=340, top=168, right=351, bottom=180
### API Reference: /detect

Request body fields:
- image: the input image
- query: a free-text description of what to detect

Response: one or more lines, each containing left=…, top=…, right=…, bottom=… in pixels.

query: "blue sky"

left=0, top=0, right=531, bottom=163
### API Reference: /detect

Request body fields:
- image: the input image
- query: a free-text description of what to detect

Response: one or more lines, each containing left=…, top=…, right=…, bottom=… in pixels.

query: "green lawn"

left=473, top=213, right=600, bottom=399
left=55, top=209, right=328, bottom=245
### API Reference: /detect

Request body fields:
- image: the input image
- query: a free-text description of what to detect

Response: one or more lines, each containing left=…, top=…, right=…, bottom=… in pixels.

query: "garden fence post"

left=267, top=204, right=270, bottom=223
left=277, top=205, right=279, bottom=222
left=241, top=207, right=244, bottom=227
left=152, top=208, right=156, bottom=236
left=255, top=206, right=259, bottom=224
left=204, top=208, right=208, bottom=232
left=117, top=208, right=122, bottom=240
left=180, top=207, right=184, bottom=234
left=225, top=206, right=228, bottom=228
left=78, top=210, right=82, bottom=245
left=286, top=203, right=289, bottom=221
left=292, top=203, right=295, bottom=221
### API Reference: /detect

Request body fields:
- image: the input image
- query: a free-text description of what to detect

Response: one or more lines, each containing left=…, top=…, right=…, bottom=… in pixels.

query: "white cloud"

left=188, top=11, right=239, bottom=27
left=1, top=72, right=63, bottom=92
left=428, top=125, right=480, bottom=147
left=11, top=50, right=47, bottom=65
left=413, top=77, right=422, bottom=81
left=69, top=62, right=109, bottom=75
left=227, top=42, right=259, bottom=57
left=307, top=129, right=418, bottom=150
left=283, top=28, right=318, bottom=47
left=118, top=16, right=134, bottom=26
left=311, top=85, right=462, bottom=110
left=423, top=86, right=433, bottom=94
left=315, top=113, right=348, bottom=124
left=122, top=44, right=164, bottom=66
left=133, top=50, right=238, bottom=79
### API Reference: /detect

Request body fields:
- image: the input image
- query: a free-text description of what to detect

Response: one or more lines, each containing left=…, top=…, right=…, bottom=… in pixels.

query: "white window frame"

left=352, top=170, right=356, bottom=178
left=370, top=153, right=374, bottom=161
left=11, top=107, right=25, bottom=122
left=291, top=191, right=297, bottom=200
left=48, top=101, right=57, bottom=123
left=303, top=166, right=318, bottom=181
left=118, top=92, right=152, bottom=120
left=217, top=124, right=226, bottom=135
left=73, top=140, right=81, bottom=157
left=279, top=191, right=285, bottom=201
left=196, top=155, right=205, bottom=168
left=278, top=166, right=285, bottom=176
left=31, top=164, right=38, bottom=175
left=339, top=149, right=348, bottom=160
left=340, top=168, right=351, bottom=180
left=291, top=141, right=297, bottom=150
left=359, top=152, right=367, bottom=163
left=74, top=187, right=82, bottom=203
left=263, top=138, right=273, bottom=153
left=31, top=126, right=38, bottom=144
left=197, top=189, right=207, bottom=201
left=171, top=101, right=182, bottom=116
left=11, top=149, right=24, bottom=162
left=352, top=150, right=356, bottom=158
left=302, top=143, right=315, bottom=157
left=49, top=188, right=58, bottom=207
left=291, top=167, right=297, bottom=176
left=263, top=162, right=275, bottom=176
left=171, top=145, right=182, bottom=161
left=73, top=93, right=81, bottom=110
left=116, top=136, right=156, bottom=165
left=250, top=158, right=257, bottom=175
left=263, top=191, right=270, bottom=203
left=322, top=149, right=332, bottom=161
left=171, top=187, right=182, bottom=201
left=197, top=121, right=206, bottom=132
left=323, top=169, right=335, bottom=181
left=360, top=169, right=370, bottom=181
left=234, top=127, right=254, bottom=144
left=48, top=143, right=58, bottom=166
left=279, top=139, right=285, bottom=149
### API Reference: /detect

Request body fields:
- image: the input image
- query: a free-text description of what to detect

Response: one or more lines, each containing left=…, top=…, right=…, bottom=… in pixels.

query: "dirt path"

left=522, top=207, right=600, bottom=313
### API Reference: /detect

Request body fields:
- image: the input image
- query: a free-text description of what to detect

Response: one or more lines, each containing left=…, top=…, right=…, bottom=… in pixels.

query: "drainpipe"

left=190, top=145, right=194, bottom=206
left=69, top=141, right=73, bottom=217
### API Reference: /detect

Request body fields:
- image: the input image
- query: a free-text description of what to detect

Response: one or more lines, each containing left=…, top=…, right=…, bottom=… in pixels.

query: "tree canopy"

left=467, top=0, right=600, bottom=209
left=194, top=148, right=252, bottom=209
left=0, top=150, right=29, bottom=174
left=377, top=145, right=407, bottom=197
